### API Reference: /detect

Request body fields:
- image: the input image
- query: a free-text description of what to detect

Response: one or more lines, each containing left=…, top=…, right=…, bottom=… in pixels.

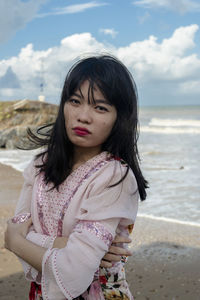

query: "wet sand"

left=0, top=163, right=200, bottom=299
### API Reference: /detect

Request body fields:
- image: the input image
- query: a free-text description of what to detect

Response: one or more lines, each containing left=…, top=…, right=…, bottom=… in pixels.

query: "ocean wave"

left=149, top=118, right=200, bottom=127
left=0, top=149, right=39, bottom=172
left=142, top=151, right=163, bottom=156
left=138, top=214, right=200, bottom=227
left=140, top=126, right=200, bottom=134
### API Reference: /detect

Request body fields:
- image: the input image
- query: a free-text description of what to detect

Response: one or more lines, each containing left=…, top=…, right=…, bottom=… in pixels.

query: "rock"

left=0, top=100, right=58, bottom=149
left=0, top=131, right=6, bottom=147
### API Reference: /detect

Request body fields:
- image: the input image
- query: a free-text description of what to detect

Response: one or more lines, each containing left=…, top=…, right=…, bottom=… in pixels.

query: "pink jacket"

left=15, top=151, right=139, bottom=300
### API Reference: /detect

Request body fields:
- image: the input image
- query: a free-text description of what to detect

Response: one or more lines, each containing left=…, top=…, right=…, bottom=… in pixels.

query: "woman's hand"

left=4, top=217, right=32, bottom=253
left=100, top=235, right=132, bottom=268
left=4, top=217, right=45, bottom=273
left=52, top=235, right=132, bottom=268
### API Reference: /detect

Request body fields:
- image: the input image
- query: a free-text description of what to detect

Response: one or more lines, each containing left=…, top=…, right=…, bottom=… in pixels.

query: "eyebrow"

left=95, top=99, right=112, bottom=106
left=71, top=93, right=112, bottom=106
left=72, top=92, right=82, bottom=99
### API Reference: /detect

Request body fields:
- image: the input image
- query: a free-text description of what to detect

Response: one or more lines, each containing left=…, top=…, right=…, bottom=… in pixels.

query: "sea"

left=0, top=105, right=200, bottom=227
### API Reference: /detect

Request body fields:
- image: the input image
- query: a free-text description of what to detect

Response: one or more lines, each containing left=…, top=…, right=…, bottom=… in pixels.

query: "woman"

left=5, top=55, right=148, bottom=299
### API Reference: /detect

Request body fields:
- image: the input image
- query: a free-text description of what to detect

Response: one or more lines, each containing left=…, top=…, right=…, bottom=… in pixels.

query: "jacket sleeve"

left=41, top=162, right=139, bottom=300
left=15, top=159, right=55, bottom=283
left=15, top=159, right=35, bottom=216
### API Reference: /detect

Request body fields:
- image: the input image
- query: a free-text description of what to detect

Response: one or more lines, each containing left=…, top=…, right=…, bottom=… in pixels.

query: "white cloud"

left=0, top=33, right=108, bottom=102
left=133, top=0, right=200, bottom=14
left=0, top=25, right=200, bottom=105
left=37, top=1, right=108, bottom=18
left=99, top=28, right=118, bottom=38
left=117, top=25, right=199, bottom=80
left=0, top=0, right=47, bottom=44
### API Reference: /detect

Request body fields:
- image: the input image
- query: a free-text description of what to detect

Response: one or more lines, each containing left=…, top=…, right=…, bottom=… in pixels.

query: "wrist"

left=10, top=233, right=25, bottom=256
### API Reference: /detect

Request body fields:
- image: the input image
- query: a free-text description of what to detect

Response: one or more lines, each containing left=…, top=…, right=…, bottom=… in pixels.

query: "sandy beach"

left=0, top=163, right=200, bottom=300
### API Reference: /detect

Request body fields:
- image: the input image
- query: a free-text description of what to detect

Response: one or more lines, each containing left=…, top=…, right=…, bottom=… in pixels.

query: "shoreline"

left=138, top=214, right=200, bottom=228
left=1, top=162, right=200, bottom=228
left=0, top=163, right=200, bottom=299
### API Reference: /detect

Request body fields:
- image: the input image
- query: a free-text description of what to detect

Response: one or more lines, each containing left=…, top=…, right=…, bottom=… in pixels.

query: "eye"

left=69, top=98, right=80, bottom=105
left=95, top=105, right=108, bottom=112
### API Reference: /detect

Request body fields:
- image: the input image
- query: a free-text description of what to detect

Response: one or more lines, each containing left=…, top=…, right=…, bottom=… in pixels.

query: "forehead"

left=75, top=80, right=103, bottom=96
left=72, top=80, right=110, bottom=105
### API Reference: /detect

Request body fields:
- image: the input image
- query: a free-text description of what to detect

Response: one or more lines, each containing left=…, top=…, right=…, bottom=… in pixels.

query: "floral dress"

left=29, top=225, right=134, bottom=300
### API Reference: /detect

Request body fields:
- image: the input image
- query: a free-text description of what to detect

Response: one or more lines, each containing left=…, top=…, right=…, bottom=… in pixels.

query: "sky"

left=0, top=0, right=200, bottom=106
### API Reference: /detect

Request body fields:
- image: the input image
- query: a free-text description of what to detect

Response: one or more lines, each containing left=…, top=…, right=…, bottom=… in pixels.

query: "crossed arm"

left=4, top=218, right=132, bottom=273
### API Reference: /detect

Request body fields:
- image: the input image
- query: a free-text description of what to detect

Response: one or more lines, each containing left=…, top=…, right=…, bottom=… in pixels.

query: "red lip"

left=73, top=127, right=91, bottom=136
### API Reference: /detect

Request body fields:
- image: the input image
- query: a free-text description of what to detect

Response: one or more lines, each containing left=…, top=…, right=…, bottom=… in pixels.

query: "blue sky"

left=0, top=0, right=200, bottom=106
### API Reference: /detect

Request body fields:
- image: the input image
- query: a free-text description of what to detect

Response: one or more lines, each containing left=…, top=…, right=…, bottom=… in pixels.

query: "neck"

left=72, top=146, right=101, bottom=167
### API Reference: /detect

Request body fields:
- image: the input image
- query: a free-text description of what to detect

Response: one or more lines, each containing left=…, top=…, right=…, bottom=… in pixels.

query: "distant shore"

left=0, top=163, right=200, bottom=300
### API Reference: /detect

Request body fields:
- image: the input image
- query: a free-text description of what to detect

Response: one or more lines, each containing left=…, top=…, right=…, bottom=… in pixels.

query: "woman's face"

left=64, top=80, right=117, bottom=154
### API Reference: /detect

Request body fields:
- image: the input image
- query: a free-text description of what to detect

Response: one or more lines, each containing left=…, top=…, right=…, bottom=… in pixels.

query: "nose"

left=77, top=104, right=92, bottom=124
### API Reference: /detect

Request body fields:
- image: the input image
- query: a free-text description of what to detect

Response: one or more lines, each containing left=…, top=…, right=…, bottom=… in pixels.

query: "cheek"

left=101, top=119, right=115, bottom=136
left=105, top=114, right=117, bottom=130
left=64, top=105, right=72, bottom=126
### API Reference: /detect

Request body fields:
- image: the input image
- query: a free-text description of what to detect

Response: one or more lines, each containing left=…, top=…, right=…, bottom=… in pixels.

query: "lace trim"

left=36, top=152, right=113, bottom=236
left=74, top=220, right=113, bottom=247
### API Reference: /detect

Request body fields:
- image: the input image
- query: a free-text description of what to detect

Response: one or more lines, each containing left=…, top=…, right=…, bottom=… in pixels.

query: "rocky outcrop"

left=0, top=100, right=58, bottom=149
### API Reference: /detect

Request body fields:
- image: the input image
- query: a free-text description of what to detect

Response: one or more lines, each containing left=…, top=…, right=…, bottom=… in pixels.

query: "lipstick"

left=74, top=127, right=91, bottom=136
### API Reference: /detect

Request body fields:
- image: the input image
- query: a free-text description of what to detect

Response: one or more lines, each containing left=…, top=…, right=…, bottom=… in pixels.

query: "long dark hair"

left=28, top=55, right=148, bottom=200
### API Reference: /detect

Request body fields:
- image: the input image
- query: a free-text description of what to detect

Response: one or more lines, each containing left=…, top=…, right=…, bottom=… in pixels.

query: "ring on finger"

left=121, top=256, right=128, bottom=263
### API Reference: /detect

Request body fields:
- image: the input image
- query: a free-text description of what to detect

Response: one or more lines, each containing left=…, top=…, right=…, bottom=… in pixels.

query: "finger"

left=108, top=246, right=132, bottom=256
left=103, top=253, right=121, bottom=262
left=112, top=235, right=131, bottom=244
left=100, top=260, right=112, bottom=268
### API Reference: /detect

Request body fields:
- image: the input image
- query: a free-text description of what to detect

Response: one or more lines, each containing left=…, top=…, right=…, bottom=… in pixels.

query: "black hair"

left=28, top=55, right=148, bottom=200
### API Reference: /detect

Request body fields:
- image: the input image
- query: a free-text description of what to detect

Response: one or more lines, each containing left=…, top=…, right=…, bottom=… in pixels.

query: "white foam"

left=140, top=126, right=200, bottom=134
left=0, top=149, right=39, bottom=172
left=138, top=213, right=200, bottom=227
left=149, top=118, right=200, bottom=127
